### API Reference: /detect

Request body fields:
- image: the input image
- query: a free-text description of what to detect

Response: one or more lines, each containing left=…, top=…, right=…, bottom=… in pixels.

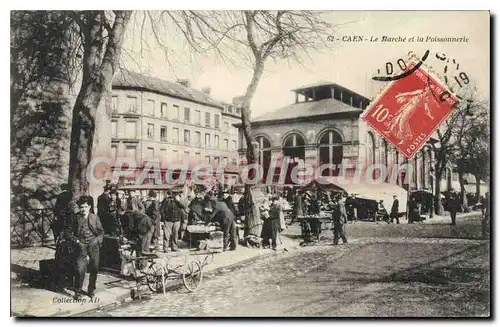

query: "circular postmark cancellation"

left=363, top=49, right=472, bottom=159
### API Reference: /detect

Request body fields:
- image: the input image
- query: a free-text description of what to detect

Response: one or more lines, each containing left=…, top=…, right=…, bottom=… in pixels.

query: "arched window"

left=282, top=133, right=305, bottom=160
left=318, top=130, right=343, bottom=176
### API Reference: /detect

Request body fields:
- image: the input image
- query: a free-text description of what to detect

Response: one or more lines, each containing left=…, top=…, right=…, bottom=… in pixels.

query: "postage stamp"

left=362, top=60, right=458, bottom=159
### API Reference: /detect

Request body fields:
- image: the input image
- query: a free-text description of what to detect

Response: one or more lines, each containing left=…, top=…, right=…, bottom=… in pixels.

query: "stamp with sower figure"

left=362, top=60, right=458, bottom=159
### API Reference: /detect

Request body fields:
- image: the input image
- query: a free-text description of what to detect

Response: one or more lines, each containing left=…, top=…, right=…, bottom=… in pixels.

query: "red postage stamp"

left=362, top=61, right=458, bottom=159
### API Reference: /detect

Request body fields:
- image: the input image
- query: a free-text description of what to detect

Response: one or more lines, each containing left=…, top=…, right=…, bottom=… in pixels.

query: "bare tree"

left=173, top=11, right=334, bottom=236
left=66, top=11, right=132, bottom=197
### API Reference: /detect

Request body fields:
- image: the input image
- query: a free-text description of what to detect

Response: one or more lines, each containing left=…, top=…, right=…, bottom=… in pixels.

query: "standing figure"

left=65, top=196, right=104, bottom=300
left=144, top=190, right=160, bottom=250
left=53, top=183, right=76, bottom=243
left=97, top=185, right=112, bottom=233
left=332, top=196, right=348, bottom=245
left=447, top=190, right=460, bottom=226
left=390, top=195, right=400, bottom=224
left=162, top=191, right=186, bottom=252
left=127, top=190, right=145, bottom=213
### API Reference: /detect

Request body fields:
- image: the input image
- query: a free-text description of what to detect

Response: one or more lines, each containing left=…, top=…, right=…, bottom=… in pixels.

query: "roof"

left=112, top=69, right=223, bottom=109
left=252, top=98, right=363, bottom=123
left=291, top=80, right=335, bottom=92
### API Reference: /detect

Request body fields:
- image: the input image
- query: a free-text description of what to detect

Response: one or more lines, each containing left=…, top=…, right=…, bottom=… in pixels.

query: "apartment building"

left=109, top=70, right=240, bottom=181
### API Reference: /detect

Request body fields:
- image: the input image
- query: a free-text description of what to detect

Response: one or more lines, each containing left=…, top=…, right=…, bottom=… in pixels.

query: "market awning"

left=301, top=176, right=408, bottom=213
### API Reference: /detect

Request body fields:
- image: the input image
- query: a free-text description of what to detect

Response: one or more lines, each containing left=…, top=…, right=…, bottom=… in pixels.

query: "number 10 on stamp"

left=362, top=62, right=457, bottom=159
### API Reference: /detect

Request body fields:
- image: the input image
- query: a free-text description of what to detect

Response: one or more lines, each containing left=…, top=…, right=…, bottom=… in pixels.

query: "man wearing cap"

left=144, top=190, right=160, bottom=250
left=162, top=190, right=187, bottom=252
left=65, top=196, right=104, bottom=300
left=222, top=189, right=236, bottom=216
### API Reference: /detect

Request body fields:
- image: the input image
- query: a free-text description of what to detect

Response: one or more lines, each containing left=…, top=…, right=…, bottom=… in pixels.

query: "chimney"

left=177, top=79, right=191, bottom=88
left=232, top=95, right=246, bottom=106
left=202, top=87, right=211, bottom=95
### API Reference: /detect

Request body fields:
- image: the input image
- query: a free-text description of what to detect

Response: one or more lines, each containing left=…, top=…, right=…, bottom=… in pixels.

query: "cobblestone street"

left=88, top=213, right=489, bottom=317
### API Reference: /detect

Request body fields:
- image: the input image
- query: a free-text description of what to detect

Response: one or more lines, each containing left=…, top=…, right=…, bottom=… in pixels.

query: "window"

left=146, top=147, right=154, bottom=158
left=160, top=148, right=167, bottom=157
left=125, top=146, right=137, bottom=160
left=224, top=139, right=229, bottom=151
left=195, top=109, right=201, bottom=125
left=231, top=158, right=237, bottom=165
left=146, top=100, right=155, bottom=116
left=111, top=96, right=118, bottom=113
left=184, top=107, right=190, bottom=123
left=147, top=123, right=154, bottom=140
left=125, top=121, right=136, bottom=139
left=195, top=152, right=201, bottom=163
left=111, top=145, right=117, bottom=160
left=111, top=121, right=118, bottom=138
left=160, top=126, right=167, bottom=141
left=205, top=133, right=211, bottom=148
left=205, top=112, right=210, bottom=127
left=172, top=128, right=179, bottom=143
left=214, top=114, right=220, bottom=129
left=205, top=155, right=211, bottom=164
left=227, top=107, right=233, bottom=114
left=224, top=121, right=229, bottom=132
left=318, top=130, right=343, bottom=177
left=126, top=96, right=138, bottom=113
left=160, top=103, right=167, bottom=119
left=195, top=131, right=201, bottom=146
left=214, top=135, right=219, bottom=149
left=184, top=151, right=190, bottom=161
left=172, top=105, right=180, bottom=120
left=232, top=140, right=237, bottom=151
left=172, top=150, right=179, bottom=162
left=223, top=157, right=228, bottom=165
left=184, top=130, right=190, bottom=145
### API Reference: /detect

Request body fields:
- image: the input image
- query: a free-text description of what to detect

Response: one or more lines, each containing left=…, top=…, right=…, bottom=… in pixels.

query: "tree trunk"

left=434, top=167, right=444, bottom=215
left=67, top=11, right=132, bottom=199
left=457, top=167, right=467, bottom=209
left=475, top=174, right=481, bottom=202
left=241, top=60, right=265, bottom=237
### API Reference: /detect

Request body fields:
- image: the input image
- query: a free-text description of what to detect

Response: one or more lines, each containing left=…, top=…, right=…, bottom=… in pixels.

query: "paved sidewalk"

left=11, top=235, right=299, bottom=317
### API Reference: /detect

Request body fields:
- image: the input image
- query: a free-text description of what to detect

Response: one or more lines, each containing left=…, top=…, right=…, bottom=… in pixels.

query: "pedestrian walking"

left=447, top=189, right=460, bottom=226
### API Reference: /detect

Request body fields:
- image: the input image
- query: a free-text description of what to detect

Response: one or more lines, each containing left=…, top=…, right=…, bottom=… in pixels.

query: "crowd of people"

left=50, top=181, right=490, bottom=300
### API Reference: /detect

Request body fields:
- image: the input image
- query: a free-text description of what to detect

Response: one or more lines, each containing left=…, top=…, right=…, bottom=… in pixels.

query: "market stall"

left=301, top=176, right=408, bottom=221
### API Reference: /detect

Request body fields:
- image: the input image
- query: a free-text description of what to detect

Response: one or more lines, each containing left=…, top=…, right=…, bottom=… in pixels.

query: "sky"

left=120, top=11, right=490, bottom=119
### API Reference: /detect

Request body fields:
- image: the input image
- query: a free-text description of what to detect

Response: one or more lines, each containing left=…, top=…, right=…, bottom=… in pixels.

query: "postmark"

left=362, top=61, right=458, bottom=159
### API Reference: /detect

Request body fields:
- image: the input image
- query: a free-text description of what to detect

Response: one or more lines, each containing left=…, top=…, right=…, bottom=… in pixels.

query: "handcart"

left=119, top=242, right=214, bottom=299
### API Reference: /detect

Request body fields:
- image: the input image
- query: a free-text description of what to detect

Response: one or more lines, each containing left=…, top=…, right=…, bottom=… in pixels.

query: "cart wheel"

left=145, top=262, right=165, bottom=293
left=182, top=261, right=203, bottom=292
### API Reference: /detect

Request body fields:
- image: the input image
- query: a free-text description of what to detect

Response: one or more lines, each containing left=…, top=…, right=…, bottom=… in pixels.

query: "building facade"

left=236, top=82, right=437, bottom=191
left=109, top=70, right=240, bottom=183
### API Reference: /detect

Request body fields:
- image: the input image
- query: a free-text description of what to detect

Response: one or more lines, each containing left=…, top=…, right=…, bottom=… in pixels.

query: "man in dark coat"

left=121, top=209, right=154, bottom=256
left=97, top=185, right=114, bottom=233
left=447, top=190, right=460, bottom=226
left=162, top=191, right=186, bottom=252
left=332, top=196, right=348, bottom=245
left=222, top=189, right=236, bottom=216
left=390, top=195, right=400, bottom=224
left=65, top=196, right=104, bottom=300
left=206, top=199, right=238, bottom=251
left=144, top=190, right=160, bottom=250
left=53, top=183, right=75, bottom=243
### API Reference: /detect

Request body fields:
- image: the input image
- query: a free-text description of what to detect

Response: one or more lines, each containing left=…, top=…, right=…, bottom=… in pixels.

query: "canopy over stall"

left=301, top=176, right=408, bottom=213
